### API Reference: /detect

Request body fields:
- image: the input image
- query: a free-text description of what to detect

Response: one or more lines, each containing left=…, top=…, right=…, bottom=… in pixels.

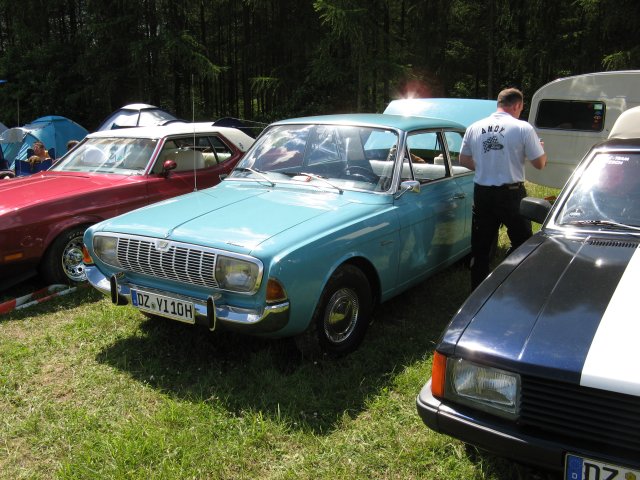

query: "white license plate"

left=565, top=453, right=640, bottom=480
left=131, top=289, right=195, bottom=324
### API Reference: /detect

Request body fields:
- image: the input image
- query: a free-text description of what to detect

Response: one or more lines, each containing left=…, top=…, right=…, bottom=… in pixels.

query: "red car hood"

left=0, top=173, right=133, bottom=212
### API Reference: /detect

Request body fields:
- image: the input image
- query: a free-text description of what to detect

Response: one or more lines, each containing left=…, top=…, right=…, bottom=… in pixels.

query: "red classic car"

left=0, top=122, right=254, bottom=290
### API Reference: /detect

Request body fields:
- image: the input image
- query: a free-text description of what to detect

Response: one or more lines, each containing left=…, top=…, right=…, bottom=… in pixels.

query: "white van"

left=526, top=71, right=640, bottom=188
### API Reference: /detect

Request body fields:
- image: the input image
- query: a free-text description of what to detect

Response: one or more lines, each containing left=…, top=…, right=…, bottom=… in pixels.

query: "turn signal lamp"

left=265, top=278, right=287, bottom=303
left=430, top=351, right=447, bottom=398
left=82, top=245, right=94, bottom=265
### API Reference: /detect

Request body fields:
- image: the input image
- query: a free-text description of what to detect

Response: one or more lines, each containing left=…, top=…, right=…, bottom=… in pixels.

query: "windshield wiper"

left=233, top=167, right=275, bottom=187
left=287, top=172, right=343, bottom=194
left=564, top=219, right=640, bottom=231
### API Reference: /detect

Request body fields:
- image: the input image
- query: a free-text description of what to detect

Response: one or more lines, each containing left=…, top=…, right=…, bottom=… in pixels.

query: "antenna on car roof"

left=192, top=74, right=198, bottom=192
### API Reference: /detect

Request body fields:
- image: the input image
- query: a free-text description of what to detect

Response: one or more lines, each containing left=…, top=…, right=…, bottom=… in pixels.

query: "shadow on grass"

left=96, top=262, right=471, bottom=431
left=95, top=256, right=545, bottom=477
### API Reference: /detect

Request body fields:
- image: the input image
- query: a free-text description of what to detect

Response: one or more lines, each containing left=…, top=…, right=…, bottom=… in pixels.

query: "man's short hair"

left=497, top=88, right=524, bottom=107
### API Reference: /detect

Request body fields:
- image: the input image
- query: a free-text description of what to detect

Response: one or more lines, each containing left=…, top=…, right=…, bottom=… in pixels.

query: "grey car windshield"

left=557, top=153, right=640, bottom=227
left=51, top=137, right=158, bottom=174
left=230, top=124, right=399, bottom=192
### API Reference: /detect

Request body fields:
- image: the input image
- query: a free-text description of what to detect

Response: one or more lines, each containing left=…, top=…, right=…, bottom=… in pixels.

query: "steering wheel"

left=343, top=165, right=379, bottom=184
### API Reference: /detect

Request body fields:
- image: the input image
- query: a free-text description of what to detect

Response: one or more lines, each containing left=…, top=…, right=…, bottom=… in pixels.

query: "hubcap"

left=323, top=287, right=359, bottom=343
left=62, top=236, right=86, bottom=282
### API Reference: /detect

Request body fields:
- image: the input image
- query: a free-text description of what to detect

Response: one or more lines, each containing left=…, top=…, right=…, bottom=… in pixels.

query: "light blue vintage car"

left=84, top=114, right=473, bottom=355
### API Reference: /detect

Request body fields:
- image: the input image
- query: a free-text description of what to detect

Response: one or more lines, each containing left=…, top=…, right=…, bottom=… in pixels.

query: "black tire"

left=39, top=226, right=89, bottom=285
left=295, top=264, right=373, bottom=358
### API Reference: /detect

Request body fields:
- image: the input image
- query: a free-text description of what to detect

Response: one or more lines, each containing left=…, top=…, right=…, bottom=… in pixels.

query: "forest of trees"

left=0, top=0, right=637, bottom=131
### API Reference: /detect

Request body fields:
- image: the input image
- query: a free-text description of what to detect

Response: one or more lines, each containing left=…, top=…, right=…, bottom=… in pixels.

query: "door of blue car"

left=394, top=130, right=468, bottom=290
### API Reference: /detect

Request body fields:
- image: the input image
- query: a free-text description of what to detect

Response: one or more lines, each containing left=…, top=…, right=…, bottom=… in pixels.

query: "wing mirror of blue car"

left=396, top=180, right=420, bottom=198
left=520, top=196, right=552, bottom=224
left=161, top=159, right=177, bottom=177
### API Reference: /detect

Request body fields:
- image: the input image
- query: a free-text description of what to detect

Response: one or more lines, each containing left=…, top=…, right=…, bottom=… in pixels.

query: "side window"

left=535, top=100, right=605, bottom=131
left=363, top=130, right=398, bottom=192
left=400, top=150, right=414, bottom=182
left=200, top=136, right=234, bottom=166
left=443, top=130, right=471, bottom=175
left=406, top=131, right=448, bottom=183
left=152, top=136, right=207, bottom=173
left=151, top=140, right=177, bottom=173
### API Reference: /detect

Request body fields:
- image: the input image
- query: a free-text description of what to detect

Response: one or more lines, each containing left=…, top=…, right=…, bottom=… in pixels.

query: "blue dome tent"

left=0, top=115, right=89, bottom=176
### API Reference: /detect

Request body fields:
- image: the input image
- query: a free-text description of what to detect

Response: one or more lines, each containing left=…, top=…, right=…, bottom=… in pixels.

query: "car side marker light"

left=3, top=252, right=23, bottom=262
left=431, top=351, right=447, bottom=398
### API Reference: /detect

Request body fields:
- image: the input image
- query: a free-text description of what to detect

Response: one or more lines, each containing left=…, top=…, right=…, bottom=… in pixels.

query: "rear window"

left=535, top=100, right=605, bottom=132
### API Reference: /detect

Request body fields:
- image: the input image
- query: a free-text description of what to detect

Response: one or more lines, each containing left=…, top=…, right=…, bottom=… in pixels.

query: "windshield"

left=556, top=152, right=640, bottom=228
left=229, top=124, right=399, bottom=192
left=50, top=137, right=158, bottom=174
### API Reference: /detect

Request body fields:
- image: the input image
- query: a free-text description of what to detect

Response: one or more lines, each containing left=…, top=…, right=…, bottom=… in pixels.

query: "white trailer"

left=526, top=71, right=640, bottom=188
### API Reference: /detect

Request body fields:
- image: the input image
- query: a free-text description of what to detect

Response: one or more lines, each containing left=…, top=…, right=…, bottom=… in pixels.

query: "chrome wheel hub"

left=323, top=288, right=359, bottom=343
left=62, top=237, right=86, bottom=282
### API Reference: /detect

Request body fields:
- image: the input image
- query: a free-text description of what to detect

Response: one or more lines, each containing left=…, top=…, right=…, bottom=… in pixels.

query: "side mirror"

left=161, top=159, right=177, bottom=177
left=396, top=180, right=420, bottom=198
left=520, top=196, right=552, bottom=224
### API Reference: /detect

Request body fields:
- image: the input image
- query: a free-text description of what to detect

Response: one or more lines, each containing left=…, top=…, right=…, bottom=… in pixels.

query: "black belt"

left=475, top=182, right=523, bottom=190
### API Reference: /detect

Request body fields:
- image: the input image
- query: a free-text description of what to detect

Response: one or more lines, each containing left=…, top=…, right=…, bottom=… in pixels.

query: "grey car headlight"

left=446, top=358, right=520, bottom=419
left=92, top=235, right=121, bottom=268
left=214, top=255, right=260, bottom=293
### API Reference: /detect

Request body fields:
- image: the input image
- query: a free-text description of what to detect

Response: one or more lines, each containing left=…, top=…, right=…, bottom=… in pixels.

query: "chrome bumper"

left=86, top=266, right=289, bottom=334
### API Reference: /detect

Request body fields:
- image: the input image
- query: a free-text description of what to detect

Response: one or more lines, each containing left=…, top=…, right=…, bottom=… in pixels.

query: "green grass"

left=1, top=183, right=560, bottom=480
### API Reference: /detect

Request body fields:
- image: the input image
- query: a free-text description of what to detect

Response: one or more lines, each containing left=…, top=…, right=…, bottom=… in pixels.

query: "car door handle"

left=450, top=193, right=466, bottom=200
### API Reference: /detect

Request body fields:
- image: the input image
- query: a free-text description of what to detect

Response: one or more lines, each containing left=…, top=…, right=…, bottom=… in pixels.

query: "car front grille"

left=116, top=237, right=218, bottom=288
left=520, top=376, right=640, bottom=454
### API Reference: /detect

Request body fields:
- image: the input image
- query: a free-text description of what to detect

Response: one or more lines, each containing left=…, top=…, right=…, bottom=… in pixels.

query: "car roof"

left=592, top=137, right=640, bottom=151
left=88, top=122, right=238, bottom=139
left=271, top=113, right=466, bottom=132
left=86, top=122, right=255, bottom=150
left=383, top=98, right=495, bottom=128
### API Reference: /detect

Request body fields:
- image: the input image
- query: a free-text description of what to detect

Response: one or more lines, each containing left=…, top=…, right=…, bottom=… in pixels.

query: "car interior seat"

left=172, top=149, right=205, bottom=171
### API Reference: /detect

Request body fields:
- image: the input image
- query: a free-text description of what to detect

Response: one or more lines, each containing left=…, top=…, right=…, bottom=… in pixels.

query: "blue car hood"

left=95, top=181, right=372, bottom=254
left=453, top=233, right=640, bottom=395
